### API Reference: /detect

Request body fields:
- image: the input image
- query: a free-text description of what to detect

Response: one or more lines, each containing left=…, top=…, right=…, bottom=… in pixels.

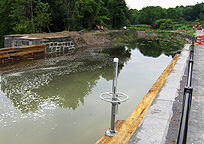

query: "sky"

left=125, top=0, right=204, bottom=10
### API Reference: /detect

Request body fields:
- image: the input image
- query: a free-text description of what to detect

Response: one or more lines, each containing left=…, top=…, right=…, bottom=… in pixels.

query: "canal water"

left=0, top=38, right=181, bottom=144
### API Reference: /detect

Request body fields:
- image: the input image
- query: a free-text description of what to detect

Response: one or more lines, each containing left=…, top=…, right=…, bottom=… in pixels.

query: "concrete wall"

left=4, top=35, right=75, bottom=54
left=43, top=37, right=75, bottom=53
left=4, top=35, right=42, bottom=48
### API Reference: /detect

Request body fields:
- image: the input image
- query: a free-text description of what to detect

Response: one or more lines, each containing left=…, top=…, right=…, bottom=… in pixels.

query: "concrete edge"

left=128, top=44, right=190, bottom=144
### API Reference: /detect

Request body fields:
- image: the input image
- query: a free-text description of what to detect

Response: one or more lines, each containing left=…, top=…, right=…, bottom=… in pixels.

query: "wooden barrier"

left=0, top=44, right=45, bottom=64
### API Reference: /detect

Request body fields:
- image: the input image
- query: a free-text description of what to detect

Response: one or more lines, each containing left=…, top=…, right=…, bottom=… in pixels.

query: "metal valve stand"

left=100, top=58, right=129, bottom=137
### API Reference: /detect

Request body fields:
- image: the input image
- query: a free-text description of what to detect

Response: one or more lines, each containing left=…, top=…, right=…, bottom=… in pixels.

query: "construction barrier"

left=196, top=35, right=202, bottom=44
left=201, top=35, right=204, bottom=44
left=0, top=44, right=45, bottom=64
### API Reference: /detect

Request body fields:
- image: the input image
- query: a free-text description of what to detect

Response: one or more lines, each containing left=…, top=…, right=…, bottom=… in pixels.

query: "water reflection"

left=0, top=38, right=181, bottom=144
left=0, top=39, right=181, bottom=114
left=0, top=46, right=131, bottom=113
left=129, top=38, right=181, bottom=58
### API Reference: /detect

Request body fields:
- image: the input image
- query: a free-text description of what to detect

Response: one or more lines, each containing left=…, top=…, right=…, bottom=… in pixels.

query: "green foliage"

left=139, top=6, right=167, bottom=25
left=1, top=0, right=204, bottom=37
left=154, top=19, right=175, bottom=30
left=107, top=0, right=129, bottom=29
left=34, top=0, right=52, bottom=32
left=128, top=9, right=139, bottom=25
left=166, top=7, right=183, bottom=21
left=100, top=30, right=138, bottom=43
left=0, top=0, right=130, bottom=35
left=128, top=2, right=204, bottom=32
left=128, top=25, right=151, bottom=30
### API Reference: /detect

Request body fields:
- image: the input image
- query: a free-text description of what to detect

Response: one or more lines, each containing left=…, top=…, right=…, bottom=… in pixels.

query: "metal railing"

left=177, top=40, right=194, bottom=144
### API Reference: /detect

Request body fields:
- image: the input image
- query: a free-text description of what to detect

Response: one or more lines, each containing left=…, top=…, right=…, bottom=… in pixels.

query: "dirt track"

left=18, top=30, right=157, bottom=48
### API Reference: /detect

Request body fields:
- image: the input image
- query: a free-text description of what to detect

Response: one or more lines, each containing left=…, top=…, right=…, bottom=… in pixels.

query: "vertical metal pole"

left=110, top=58, right=119, bottom=133
left=101, top=57, right=128, bottom=137
left=112, top=58, right=118, bottom=96
left=110, top=103, right=116, bottom=133
left=104, top=58, right=119, bottom=136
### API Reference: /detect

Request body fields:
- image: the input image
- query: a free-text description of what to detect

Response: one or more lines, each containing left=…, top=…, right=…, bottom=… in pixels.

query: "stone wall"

left=43, top=36, right=75, bottom=53
left=4, top=35, right=75, bottom=54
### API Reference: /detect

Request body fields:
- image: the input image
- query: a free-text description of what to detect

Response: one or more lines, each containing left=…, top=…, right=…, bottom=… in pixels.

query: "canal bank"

left=95, top=43, right=189, bottom=144
left=105, top=42, right=204, bottom=144
left=129, top=44, right=190, bottom=144
left=4, top=30, right=156, bottom=54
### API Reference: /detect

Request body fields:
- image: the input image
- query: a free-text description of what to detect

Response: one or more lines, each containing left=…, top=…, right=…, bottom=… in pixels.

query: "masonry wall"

left=43, top=37, right=75, bottom=53
left=4, top=35, right=76, bottom=54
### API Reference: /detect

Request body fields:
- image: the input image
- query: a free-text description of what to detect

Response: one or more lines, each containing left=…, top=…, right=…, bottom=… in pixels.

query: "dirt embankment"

left=20, top=30, right=157, bottom=48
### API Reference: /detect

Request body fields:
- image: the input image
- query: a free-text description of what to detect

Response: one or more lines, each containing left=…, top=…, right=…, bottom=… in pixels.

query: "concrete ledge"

left=128, top=44, right=190, bottom=144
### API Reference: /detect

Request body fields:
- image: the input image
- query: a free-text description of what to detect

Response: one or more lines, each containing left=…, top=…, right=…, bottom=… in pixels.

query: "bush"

left=154, top=19, right=175, bottom=30
left=128, top=24, right=151, bottom=30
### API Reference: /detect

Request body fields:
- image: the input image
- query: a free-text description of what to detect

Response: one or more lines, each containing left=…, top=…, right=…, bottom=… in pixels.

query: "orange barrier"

left=201, top=35, right=204, bottom=44
left=196, top=35, right=202, bottom=44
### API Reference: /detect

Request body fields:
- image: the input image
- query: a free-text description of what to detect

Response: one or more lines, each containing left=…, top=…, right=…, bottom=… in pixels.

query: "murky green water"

left=0, top=38, right=181, bottom=144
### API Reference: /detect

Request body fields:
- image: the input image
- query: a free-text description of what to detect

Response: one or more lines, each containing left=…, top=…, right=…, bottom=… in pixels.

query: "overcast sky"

left=125, top=0, right=204, bottom=10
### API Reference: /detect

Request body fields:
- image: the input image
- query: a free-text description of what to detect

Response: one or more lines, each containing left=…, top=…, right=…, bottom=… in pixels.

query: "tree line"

left=0, top=0, right=204, bottom=37
left=130, top=2, right=204, bottom=30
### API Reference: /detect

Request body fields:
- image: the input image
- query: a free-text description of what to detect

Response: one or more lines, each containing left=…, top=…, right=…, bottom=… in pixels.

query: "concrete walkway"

left=187, top=44, right=204, bottom=144
left=128, top=44, right=190, bottom=143
left=128, top=42, right=204, bottom=144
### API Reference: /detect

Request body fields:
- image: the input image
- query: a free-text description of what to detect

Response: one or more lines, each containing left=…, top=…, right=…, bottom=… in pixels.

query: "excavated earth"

left=17, top=30, right=157, bottom=48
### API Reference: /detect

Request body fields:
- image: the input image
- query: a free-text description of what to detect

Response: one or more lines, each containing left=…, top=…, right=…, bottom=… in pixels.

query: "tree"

left=34, top=0, right=52, bottom=32
left=42, top=0, right=65, bottom=32
left=0, top=0, right=13, bottom=35
left=129, top=9, right=139, bottom=25
left=8, top=0, right=35, bottom=34
left=107, top=0, right=129, bottom=29
left=181, top=6, right=193, bottom=21
left=192, top=2, right=204, bottom=21
left=79, top=0, right=102, bottom=30
left=60, top=0, right=82, bottom=31
left=167, top=7, right=183, bottom=21
left=139, top=6, right=167, bottom=26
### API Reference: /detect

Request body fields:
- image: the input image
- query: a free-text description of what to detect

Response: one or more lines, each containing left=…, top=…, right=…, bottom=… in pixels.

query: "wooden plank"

left=0, top=49, right=44, bottom=59
left=96, top=136, right=111, bottom=144
left=0, top=47, right=45, bottom=56
left=106, top=54, right=180, bottom=144
left=95, top=120, right=126, bottom=144
left=0, top=44, right=45, bottom=64
left=0, top=44, right=46, bottom=52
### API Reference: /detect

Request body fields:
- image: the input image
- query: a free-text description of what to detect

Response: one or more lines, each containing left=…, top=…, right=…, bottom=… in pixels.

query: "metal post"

left=100, top=58, right=129, bottom=137
left=105, top=58, right=119, bottom=137
left=112, top=58, right=118, bottom=95
left=110, top=103, right=116, bottom=133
